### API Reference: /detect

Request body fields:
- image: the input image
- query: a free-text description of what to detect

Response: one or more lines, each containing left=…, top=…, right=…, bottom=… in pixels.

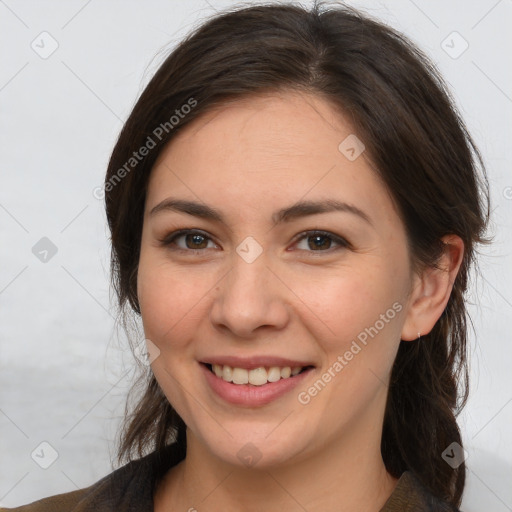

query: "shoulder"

left=381, top=471, right=461, bottom=512
left=0, top=450, right=165, bottom=512
left=0, top=487, right=89, bottom=512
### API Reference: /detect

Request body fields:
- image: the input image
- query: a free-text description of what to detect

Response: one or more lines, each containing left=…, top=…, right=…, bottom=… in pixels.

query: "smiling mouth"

left=203, top=363, right=314, bottom=386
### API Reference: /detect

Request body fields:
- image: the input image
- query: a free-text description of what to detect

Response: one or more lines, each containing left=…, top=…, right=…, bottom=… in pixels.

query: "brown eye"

left=160, top=229, right=349, bottom=255
left=294, top=230, right=349, bottom=253
left=162, top=229, right=217, bottom=252
left=183, top=233, right=209, bottom=249
left=307, top=234, right=332, bottom=250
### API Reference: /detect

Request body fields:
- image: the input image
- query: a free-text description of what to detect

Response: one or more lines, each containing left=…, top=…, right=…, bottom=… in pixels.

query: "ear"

left=401, top=234, right=464, bottom=341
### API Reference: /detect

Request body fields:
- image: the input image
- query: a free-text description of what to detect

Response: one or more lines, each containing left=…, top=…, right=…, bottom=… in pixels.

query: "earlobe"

left=401, top=235, right=464, bottom=341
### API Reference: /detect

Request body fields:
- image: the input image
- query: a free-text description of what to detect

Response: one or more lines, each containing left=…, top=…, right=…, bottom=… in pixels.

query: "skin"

left=137, top=90, right=464, bottom=512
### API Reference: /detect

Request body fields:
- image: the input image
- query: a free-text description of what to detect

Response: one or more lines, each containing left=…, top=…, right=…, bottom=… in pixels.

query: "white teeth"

left=232, top=367, right=249, bottom=384
left=210, top=364, right=307, bottom=385
left=222, top=365, right=233, bottom=382
left=267, top=366, right=281, bottom=382
left=248, top=367, right=268, bottom=386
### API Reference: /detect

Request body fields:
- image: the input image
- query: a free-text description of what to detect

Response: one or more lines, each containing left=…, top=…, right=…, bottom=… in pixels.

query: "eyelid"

left=159, top=228, right=350, bottom=253
left=292, top=230, right=351, bottom=252
left=159, top=229, right=218, bottom=251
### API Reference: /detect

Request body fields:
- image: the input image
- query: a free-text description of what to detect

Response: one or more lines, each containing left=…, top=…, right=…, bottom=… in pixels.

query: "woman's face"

left=138, top=91, right=417, bottom=468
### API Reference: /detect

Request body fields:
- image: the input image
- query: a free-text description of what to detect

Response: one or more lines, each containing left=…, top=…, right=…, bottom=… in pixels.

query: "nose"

left=209, top=247, right=290, bottom=339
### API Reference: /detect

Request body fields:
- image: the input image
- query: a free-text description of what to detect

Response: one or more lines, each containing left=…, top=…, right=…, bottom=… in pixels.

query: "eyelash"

left=159, top=229, right=350, bottom=256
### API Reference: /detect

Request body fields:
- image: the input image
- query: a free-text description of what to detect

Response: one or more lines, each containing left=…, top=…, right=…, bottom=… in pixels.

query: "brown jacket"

left=0, top=449, right=459, bottom=511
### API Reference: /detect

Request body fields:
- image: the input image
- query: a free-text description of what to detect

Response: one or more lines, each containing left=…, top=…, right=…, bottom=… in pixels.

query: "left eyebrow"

left=272, top=199, right=373, bottom=226
left=149, top=198, right=373, bottom=227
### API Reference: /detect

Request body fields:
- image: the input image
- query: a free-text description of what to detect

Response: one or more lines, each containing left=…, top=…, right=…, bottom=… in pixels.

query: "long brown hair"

left=105, top=2, right=490, bottom=506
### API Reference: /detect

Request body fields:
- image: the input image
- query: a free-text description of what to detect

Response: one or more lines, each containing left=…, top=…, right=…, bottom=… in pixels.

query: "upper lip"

left=200, top=355, right=315, bottom=370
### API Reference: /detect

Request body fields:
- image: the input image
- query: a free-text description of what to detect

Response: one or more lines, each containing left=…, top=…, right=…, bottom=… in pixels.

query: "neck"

left=155, top=423, right=398, bottom=512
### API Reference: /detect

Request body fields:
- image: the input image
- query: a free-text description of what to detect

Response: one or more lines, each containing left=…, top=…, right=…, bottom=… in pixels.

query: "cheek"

left=292, top=267, right=405, bottom=424
left=137, top=252, right=209, bottom=350
left=291, top=263, right=406, bottom=352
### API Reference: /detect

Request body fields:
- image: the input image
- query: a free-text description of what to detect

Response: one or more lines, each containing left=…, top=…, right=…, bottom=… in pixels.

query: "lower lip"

left=201, top=363, right=314, bottom=407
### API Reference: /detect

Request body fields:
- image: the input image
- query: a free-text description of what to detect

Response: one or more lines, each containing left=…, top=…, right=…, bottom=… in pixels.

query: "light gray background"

left=0, top=0, right=511, bottom=509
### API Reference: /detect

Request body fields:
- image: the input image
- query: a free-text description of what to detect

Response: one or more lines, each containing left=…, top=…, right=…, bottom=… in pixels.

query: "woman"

left=3, top=2, right=489, bottom=511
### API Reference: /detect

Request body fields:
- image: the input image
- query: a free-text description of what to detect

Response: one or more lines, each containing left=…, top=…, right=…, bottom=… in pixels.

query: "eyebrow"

left=149, top=198, right=372, bottom=226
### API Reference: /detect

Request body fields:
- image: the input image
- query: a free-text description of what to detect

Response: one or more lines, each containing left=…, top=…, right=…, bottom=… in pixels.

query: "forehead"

left=159, top=91, right=352, bottom=168
left=147, top=91, right=398, bottom=226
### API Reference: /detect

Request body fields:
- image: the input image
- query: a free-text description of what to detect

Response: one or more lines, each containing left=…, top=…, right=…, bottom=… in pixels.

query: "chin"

left=195, top=425, right=314, bottom=470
